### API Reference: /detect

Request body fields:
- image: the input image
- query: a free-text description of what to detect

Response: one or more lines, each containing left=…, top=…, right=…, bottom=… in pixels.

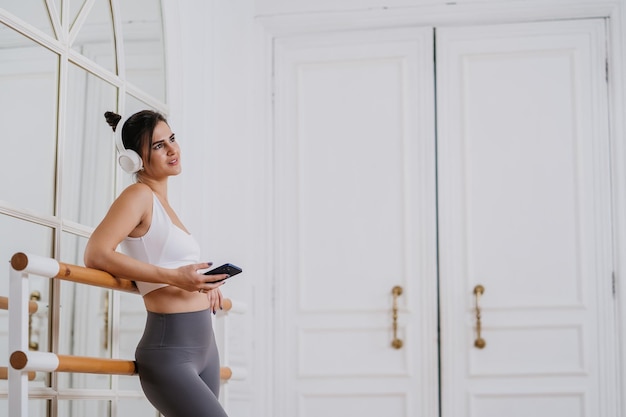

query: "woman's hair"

left=104, top=110, right=168, bottom=164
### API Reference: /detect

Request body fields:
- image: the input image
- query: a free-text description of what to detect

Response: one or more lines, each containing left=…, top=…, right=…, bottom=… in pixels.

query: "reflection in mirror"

left=118, top=397, right=158, bottom=416
left=63, top=64, right=117, bottom=227
left=118, top=291, right=146, bottom=391
left=71, top=0, right=116, bottom=73
left=0, top=0, right=168, bottom=412
left=58, top=399, right=110, bottom=417
left=69, top=0, right=86, bottom=30
left=120, top=0, right=166, bottom=101
left=32, top=399, right=50, bottom=416
left=0, top=23, right=58, bottom=215
left=0, top=216, right=53, bottom=390
left=125, top=94, right=157, bottom=117
left=1, top=0, right=55, bottom=38
left=58, top=232, right=111, bottom=391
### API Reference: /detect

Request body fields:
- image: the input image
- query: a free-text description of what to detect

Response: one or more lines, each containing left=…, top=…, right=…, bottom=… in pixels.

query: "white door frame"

left=253, top=2, right=626, bottom=416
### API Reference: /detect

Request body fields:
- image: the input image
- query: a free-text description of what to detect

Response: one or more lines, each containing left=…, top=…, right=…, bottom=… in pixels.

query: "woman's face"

left=141, top=120, right=181, bottom=179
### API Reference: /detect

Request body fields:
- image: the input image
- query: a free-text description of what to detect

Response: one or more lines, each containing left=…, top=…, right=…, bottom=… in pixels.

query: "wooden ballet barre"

left=11, top=252, right=138, bottom=293
left=221, top=298, right=232, bottom=311
left=10, top=252, right=236, bottom=308
left=7, top=252, right=240, bottom=417
left=0, top=296, right=38, bottom=314
left=0, top=366, right=35, bottom=381
left=10, top=351, right=137, bottom=375
left=10, top=350, right=233, bottom=380
left=220, top=366, right=232, bottom=380
left=10, top=253, right=240, bottom=302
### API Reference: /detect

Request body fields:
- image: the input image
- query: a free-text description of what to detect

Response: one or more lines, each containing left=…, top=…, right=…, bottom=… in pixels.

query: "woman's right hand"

left=170, top=262, right=227, bottom=293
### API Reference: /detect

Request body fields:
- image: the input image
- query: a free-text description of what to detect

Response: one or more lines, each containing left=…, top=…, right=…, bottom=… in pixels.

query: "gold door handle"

left=473, top=284, right=486, bottom=349
left=391, top=286, right=403, bottom=349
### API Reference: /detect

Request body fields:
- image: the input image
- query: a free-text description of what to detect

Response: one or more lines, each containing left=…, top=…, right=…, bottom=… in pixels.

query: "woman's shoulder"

left=116, top=183, right=154, bottom=206
left=122, top=182, right=153, bottom=196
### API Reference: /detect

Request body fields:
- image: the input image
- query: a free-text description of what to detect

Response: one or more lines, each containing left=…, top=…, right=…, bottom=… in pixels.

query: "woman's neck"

left=137, top=175, right=168, bottom=200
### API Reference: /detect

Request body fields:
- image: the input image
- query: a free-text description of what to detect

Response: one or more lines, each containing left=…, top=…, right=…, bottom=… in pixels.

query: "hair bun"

left=104, top=111, right=122, bottom=132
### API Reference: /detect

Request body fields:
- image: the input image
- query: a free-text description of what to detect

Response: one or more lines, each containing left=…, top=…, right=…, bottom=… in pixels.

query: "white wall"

left=163, top=0, right=263, bottom=414
left=166, top=1, right=626, bottom=416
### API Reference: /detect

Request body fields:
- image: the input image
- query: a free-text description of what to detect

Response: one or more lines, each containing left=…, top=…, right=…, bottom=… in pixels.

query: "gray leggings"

left=135, top=309, right=228, bottom=417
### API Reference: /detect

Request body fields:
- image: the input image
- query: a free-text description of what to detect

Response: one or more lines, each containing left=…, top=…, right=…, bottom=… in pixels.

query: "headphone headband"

left=113, top=114, right=128, bottom=153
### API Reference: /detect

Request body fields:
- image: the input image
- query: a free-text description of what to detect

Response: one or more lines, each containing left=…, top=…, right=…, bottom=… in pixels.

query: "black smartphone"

left=203, top=263, right=242, bottom=282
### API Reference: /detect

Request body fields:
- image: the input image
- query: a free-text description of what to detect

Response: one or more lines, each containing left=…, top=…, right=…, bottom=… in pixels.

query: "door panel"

left=437, top=19, right=615, bottom=417
left=273, top=18, right=616, bottom=417
left=273, top=28, right=439, bottom=417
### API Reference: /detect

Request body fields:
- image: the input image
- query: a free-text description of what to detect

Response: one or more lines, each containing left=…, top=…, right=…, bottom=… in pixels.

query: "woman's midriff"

left=142, top=286, right=212, bottom=314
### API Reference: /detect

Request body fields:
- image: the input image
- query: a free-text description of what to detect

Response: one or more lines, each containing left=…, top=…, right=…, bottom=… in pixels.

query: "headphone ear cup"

left=113, top=114, right=143, bottom=173
left=118, top=149, right=143, bottom=173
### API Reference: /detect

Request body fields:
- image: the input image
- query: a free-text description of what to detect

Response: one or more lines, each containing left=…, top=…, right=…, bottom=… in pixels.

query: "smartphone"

left=203, top=263, right=242, bottom=282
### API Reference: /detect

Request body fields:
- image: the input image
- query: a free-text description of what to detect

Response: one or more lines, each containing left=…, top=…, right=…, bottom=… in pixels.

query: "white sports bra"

left=120, top=194, right=201, bottom=296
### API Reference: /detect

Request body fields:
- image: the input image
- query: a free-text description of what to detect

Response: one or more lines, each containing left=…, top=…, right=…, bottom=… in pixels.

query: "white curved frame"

left=0, top=1, right=171, bottom=416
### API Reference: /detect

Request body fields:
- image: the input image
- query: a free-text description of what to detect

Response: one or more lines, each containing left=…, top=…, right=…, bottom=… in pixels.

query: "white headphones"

left=114, top=115, right=143, bottom=173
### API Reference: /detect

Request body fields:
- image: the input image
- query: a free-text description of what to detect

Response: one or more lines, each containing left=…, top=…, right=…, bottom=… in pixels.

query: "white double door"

left=272, top=19, right=616, bottom=417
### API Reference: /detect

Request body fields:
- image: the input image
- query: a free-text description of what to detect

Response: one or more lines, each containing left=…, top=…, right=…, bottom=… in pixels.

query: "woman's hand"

left=169, top=262, right=227, bottom=293
left=205, top=287, right=224, bottom=314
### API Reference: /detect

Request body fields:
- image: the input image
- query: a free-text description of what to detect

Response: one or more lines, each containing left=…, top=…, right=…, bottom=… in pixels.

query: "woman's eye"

left=153, top=143, right=163, bottom=150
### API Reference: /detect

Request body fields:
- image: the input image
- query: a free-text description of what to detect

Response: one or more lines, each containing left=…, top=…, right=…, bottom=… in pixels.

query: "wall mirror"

left=0, top=1, right=167, bottom=415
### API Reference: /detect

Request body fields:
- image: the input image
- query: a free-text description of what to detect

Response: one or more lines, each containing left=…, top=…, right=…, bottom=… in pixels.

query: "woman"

left=84, top=110, right=229, bottom=417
